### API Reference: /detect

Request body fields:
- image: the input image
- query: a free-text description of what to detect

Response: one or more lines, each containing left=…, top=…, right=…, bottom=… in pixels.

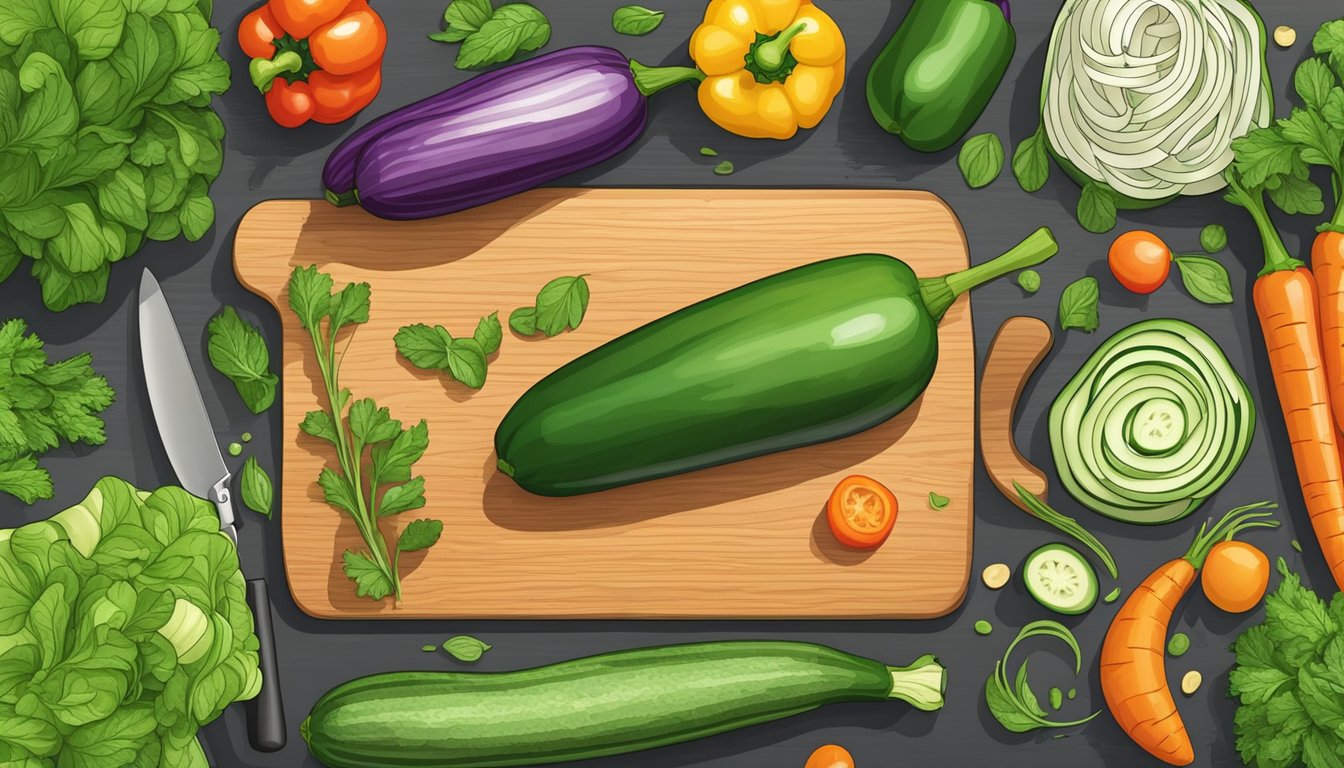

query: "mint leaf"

left=1058, top=277, right=1100, bottom=333
left=928, top=492, right=950, bottom=510
left=207, top=307, right=277, bottom=413
left=1200, top=224, right=1228, bottom=253
left=612, top=5, right=664, bottom=35
left=1077, top=183, right=1118, bottom=233
left=442, top=635, right=492, bottom=662
left=455, top=4, right=550, bottom=70
left=395, top=323, right=454, bottom=370
left=239, top=456, right=273, bottom=518
left=509, top=306, right=537, bottom=335
left=473, top=312, right=502, bottom=355
left=435, top=0, right=493, bottom=42
left=342, top=551, right=394, bottom=600
left=1173, top=256, right=1233, bottom=305
left=535, top=275, right=590, bottom=337
left=958, top=133, right=1004, bottom=189
left=447, top=338, right=488, bottom=389
left=398, top=519, right=444, bottom=552
left=1012, top=126, right=1050, bottom=193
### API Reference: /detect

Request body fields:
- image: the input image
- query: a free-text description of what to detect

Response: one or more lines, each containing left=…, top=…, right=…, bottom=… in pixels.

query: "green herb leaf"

left=1200, top=224, right=1228, bottom=253
left=342, top=550, right=395, bottom=600
left=985, top=620, right=1100, bottom=734
left=928, top=492, right=950, bottom=510
left=397, top=519, right=444, bottom=552
left=1173, top=256, right=1234, bottom=305
left=421, top=644, right=437, bottom=652
left=473, top=312, right=503, bottom=355
left=1077, top=182, right=1118, bottom=233
left=1314, top=20, right=1344, bottom=75
left=1292, top=539, right=1303, bottom=552
left=207, top=307, right=277, bottom=414
left=1267, top=170, right=1326, bottom=216
left=435, top=0, right=494, bottom=42
left=535, top=276, right=590, bottom=337
left=442, top=635, right=493, bottom=663
left=958, top=133, right=1004, bottom=189
left=447, top=338, right=488, bottom=389
left=699, top=146, right=718, bottom=157
left=713, top=160, right=735, bottom=175
left=288, top=266, right=334, bottom=331
left=612, top=5, right=664, bottom=35
left=395, top=323, right=452, bottom=369
left=1018, top=270, right=1041, bottom=294
left=378, top=477, right=427, bottom=517
left=1012, top=126, right=1051, bottom=193
left=1104, top=587, right=1121, bottom=603
left=1229, top=127, right=1301, bottom=190
left=455, top=4, right=551, bottom=70
left=240, top=456, right=273, bottom=519
left=1058, top=277, right=1100, bottom=333
left=509, top=307, right=538, bottom=335
left=1295, top=57, right=1335, bottom=111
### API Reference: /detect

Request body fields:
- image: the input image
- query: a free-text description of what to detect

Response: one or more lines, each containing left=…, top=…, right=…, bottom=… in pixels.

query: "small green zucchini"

left=302, top=641, right=946, bottom=767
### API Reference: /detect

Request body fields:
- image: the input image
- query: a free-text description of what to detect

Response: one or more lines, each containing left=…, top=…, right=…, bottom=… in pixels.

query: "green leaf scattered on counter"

left=1200, top=224, right=1229, bottom=253
left=290, top=266, right=439, bottom=602
left=208, top=307, right=277, bottom=414
left=228, top=442, right=243, bottom=457
left=958, top=133, right=1005, bottom=189
left=1018, top=270, right=1041, bottom=294
left=1049, top=687, right=1063, bottom=710
left=1292, top=538, right=1303, bottom=552
left=433, top=0, right=552, bottom=70
left=974, top=620, right=993, bottom=636
left=1058, top=277, right=1100, bottom=333
left=1173, top=256, right=1234, bottom=305
left=985, top=620, right=1099, bottom=733
left=1104, top=587, right=1121, bottom=603
left=1068, top=688, right=1077, bottom=700
left=613, top=5, right=665, bottom=35
left=396, top=314, right=501, bottom=390
left=928, top=491, right=950, bottom=510
left=243, top=432, right=253, bottom=443
left=700, top=147, right=719, bottom=157
left=513, top=276, right=591, bottom=338
left=241, top=456, right=273, bottom=518
left=1167, top=632, right=1190, bottom=657
left=443, top=635, right=493, bottom=662
left=422, top=644, right=438, bottom=652
left=1012, top=126, right=1051, bottom=193
left=1077, top=182, right=1119, bottom=234
left=714, top=160, right=735, bottom=175
left=0, top=319, right=115, bottom=503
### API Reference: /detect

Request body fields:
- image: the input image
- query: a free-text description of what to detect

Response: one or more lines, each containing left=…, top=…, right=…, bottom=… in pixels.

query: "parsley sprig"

left=288, top=266, right=442, bottom=602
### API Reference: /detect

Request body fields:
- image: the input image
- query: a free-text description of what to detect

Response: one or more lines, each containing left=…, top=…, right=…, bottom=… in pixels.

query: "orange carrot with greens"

left=1101, top=502, right=1277, bottom=766
left=1224, top=166, right=1344, bottom=588
left=1315, top=230, right=1344, bottom=436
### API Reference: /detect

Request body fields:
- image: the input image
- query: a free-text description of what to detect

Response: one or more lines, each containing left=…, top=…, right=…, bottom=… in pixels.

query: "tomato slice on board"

left=826, top=475, right=897, bottom=549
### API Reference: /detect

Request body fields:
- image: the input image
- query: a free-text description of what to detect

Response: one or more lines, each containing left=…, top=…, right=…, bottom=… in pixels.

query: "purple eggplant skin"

left=330, top=46, right=648, bottom=220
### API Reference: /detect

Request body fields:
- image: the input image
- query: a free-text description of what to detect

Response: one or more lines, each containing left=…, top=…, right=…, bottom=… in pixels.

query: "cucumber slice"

left=1022, top=543, right=1098, bottom=616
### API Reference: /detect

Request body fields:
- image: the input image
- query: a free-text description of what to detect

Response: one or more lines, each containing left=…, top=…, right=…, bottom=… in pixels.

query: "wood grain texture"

left=234, top=189, right=974, bottom=619
left=979, top=317, right=1054, bottom=512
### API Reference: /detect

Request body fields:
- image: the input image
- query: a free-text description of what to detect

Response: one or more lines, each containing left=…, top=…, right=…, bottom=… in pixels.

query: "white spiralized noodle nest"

left=1043, top=0, right=1270, bottom=200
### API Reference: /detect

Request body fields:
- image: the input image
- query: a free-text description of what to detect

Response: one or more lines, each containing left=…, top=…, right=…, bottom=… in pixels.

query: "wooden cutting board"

left=235, top=189, right=975, bottom=619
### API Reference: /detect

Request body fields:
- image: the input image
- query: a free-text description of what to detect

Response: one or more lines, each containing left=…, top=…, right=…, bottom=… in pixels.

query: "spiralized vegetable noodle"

left=1043, top=0, right=1270, bottom=200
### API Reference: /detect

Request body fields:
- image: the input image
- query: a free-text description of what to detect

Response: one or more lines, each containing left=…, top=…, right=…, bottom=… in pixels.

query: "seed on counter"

left=974, top=620, right=993, bottom=635
left=1180, top=670, right=1202, bottom=696
left=982, top=563, right=1011, bottom=590
left=227, top=442, right=242, bottom=456
left=1274, top=25, right=1296, bottom=47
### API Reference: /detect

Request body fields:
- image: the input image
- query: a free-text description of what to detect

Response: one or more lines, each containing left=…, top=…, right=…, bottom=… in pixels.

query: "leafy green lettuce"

left=0, top=0, right=230, bottom=311
left=1231, top=559, right=1344, bottom=768
left=0, top=477, right=262, bottom=767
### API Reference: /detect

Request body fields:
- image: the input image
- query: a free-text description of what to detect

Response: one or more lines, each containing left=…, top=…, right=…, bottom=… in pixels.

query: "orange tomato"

left=826, top=475, right=897, bottom=549
left=805, top=744, right=855, bottom=768
left=1201, top=541, right=1270, bottom=613
left=1109, top=230, right=1172, bottom=294
left=310, top=4, right=387, bottom=75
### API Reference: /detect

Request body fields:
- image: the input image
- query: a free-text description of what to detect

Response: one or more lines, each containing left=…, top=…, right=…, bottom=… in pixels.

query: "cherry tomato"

left=309, top=66, right=382, bottom=124
left=826, top=475, right=897, bottom=549
left=1109, top=230, right=1172, bottom=294
left=805, top=744, right=855, bottom=768
left=238, top=5, right=283, bottom=59
left=1202, top=541, right=1270, bottom=613
left=266, top=79, right=316, bottom=128
left=311, top=4, right=387, bottom=75
left=267, top=0, right=351, bottom=39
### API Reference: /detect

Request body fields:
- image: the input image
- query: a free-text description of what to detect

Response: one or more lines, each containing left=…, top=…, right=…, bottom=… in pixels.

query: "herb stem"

left=1224, top=170, right=1303, bottom=275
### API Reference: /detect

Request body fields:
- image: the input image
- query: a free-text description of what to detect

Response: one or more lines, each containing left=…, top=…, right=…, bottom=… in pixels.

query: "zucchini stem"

left=919, top=227, right=1058, bottom=322
left=887, top=654, right=946, bottom=712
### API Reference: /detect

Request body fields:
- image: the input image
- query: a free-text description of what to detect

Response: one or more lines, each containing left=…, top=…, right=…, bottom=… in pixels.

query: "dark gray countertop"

left=0, top=1, right=1333, bottom=766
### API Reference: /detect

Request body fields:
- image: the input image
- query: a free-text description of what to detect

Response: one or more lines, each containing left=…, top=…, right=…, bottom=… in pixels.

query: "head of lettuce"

left=0, top=477, right=262, bottom=767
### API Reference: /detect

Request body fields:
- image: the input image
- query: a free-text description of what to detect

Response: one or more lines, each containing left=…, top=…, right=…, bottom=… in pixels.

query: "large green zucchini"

left=496, top=228, right=1057, bottom=496
left=302, top=641, right=946, bottom=768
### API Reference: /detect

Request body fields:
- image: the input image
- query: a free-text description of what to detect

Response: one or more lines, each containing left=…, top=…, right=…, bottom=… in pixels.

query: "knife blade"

left=137, top=269, right=286, bottom=751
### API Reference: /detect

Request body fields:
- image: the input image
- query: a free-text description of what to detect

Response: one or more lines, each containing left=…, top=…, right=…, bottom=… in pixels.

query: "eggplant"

left=323, top=46, right=648, bottom=220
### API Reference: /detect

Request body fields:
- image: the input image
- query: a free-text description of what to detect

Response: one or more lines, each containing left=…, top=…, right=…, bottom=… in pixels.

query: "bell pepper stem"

left=250, top=50, right=304, bottom=94
left=629, top=60, right=706, bottom=97
left=918, top=227, right=1059, bottom=323
left=754, top=21, right=809, bottom=72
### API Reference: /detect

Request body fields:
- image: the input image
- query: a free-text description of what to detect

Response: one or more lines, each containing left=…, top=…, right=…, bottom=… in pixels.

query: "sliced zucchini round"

left=1022, top=543, right=1098, bottom=616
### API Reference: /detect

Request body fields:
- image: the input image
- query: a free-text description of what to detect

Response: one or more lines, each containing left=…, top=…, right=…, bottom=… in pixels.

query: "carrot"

left=1101, top=502, right=1277, bottom=766
left=1226, top=170, right=1344, bottom=589
left=1315, top=230, right=1344, bottom=434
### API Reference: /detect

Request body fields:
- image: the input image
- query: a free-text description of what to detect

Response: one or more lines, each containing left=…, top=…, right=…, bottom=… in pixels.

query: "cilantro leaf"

left=288, top=266, right=333, bottom=331
left=455, top=4, right=550, bottom=70
left=206, top=307, right=277, bottom=414
left=377, top=477, right=426, bottom=517
left=239, top=456, right=273, bottom=519
left=372, top=420, right=430, bottom=483
left=1314, top=20, right=1344, bottom=78
left=1230, top=127, right=1302, bottom=190
left=397, top=519, right=444, bottom=552
left=1295, top=58, right=1335, bottom=111
left=342, top=551, right=394, bottom=600
left=474, top=312, right=502, bottom=355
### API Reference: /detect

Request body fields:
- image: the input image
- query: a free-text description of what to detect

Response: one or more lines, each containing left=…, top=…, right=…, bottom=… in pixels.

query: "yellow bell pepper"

left=629, top=0, right=845, bottom=140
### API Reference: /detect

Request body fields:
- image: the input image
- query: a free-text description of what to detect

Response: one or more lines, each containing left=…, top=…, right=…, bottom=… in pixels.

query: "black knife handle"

left=244, top=578, right=286, bottom=752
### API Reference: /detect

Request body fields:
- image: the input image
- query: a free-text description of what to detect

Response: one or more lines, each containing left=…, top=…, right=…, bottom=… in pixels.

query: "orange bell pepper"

left=240, top=0, right=386, bottom=127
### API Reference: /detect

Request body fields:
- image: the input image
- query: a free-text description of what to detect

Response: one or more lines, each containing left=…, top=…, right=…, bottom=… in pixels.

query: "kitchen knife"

left=138, top=269, right=286, bottom=752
